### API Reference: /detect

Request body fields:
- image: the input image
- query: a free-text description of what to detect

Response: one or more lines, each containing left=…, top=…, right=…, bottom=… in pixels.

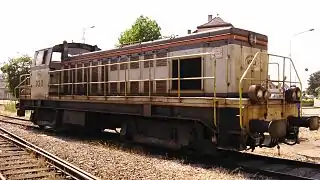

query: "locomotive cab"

left=28, top=42, right=101, bottom=99
left=34, top=41, right=101, bottom=70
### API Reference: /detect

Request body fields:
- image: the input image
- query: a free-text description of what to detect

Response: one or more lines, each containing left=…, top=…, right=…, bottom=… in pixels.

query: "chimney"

left=208, top=15, right=213, bottom=22
left=187, top=29, right=191, bottom=34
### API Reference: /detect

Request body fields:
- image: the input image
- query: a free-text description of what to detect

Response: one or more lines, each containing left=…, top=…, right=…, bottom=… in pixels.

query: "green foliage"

left=4, top=101, right=16, bottom=112
left=301, top=98, right=314, bottom=107
left=117, top=15, right=162, bottom=46
left=307, top=70, right=320, bottom=96
left=316, top=86, right=320, bottom=98
left=0, top=55, right=32, bottom=97
left=2, top=100, right=31, bottom=117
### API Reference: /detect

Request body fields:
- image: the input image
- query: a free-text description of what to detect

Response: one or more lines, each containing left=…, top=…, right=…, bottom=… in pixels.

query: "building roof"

left=194, top=15, right=234, bottom=33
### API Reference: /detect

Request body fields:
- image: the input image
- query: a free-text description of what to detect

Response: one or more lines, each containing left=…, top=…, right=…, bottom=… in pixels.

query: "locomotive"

left=15, top=15, right=319, bottom=153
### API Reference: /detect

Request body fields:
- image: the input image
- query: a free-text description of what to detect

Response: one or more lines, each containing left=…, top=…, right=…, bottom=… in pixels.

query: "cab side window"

left=51, top=52, right=62, bottom=62
left=34, top=51, right=43, bottom=66
left=34, top=50, right=49, bottom=66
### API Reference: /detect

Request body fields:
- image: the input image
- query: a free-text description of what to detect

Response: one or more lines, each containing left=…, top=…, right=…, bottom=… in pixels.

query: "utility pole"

left=82, top=26, right=95, bottom=44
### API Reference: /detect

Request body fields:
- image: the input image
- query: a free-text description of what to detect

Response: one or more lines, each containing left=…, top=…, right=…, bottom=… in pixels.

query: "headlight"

left=257, top=89, right=264, bottom=99
left=292, top=91, right=296, bottom=99
left=285, top=87, right=301, bottom=102
left=248, top=84, right=266, bottom=103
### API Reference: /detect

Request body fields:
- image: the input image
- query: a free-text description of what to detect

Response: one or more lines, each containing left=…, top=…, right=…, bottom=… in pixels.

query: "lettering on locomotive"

left=35, top=80, right=43, bottom=87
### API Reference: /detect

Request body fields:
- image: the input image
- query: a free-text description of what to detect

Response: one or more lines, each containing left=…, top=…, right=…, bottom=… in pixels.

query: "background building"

left=0, top=74, right=12, bottom=100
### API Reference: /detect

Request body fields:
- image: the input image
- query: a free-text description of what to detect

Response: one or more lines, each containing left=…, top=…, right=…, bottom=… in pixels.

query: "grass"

left=1, top=100, right=31, bottom=118
left=301, top=98, right=314, bottom=107
left=3, top=100, right=17, bottom=112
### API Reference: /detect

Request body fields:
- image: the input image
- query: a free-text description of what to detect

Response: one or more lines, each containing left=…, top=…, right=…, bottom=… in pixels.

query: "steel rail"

left=0, top=126, right=101, bottom=180
left=0, top=119, right=34, bottom=128
left=0, top=114, right=30, bottom=121
left=0, top=114, right=34, bottom=128
left=222, top=151, right=320, bottom=180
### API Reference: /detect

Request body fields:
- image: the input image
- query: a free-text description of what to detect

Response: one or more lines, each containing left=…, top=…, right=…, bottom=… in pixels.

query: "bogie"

left=30, top=106, right=217, bottom=153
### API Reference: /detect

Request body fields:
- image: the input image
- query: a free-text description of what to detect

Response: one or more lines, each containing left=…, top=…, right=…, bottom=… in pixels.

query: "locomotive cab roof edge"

left=33, top=25, right=268, bottom=63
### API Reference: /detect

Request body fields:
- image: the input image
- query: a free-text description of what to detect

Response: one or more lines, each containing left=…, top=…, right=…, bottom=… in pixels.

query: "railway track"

left=0, top=114, right=30, bottom=122
left=227, top=152, right=320, bottom=180
left=0, top=125, right=101, bottom=180
left=0, top=120, right=34, bottom=129
left=1, top=114, right=320, bottom=179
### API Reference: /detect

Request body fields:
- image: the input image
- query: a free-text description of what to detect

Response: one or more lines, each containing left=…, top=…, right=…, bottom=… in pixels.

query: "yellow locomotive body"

left=16, top=15, right=319, bottom=152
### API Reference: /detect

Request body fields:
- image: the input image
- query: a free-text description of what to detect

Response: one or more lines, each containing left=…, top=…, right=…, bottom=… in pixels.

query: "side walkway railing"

left=49, top=52, right=216, bottom=98
left=50, top=52, right=217, bottom=127
left=17, top=52, right=218, bottom=127
left=15, top=74, right=31, bottom=99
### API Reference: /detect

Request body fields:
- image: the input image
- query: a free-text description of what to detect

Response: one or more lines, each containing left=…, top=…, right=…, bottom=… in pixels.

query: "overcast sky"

left=0, top=0, right=319, bottom=89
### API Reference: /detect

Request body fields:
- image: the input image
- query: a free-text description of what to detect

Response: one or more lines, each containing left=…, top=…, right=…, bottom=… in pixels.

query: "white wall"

left=314, top=98, right=320, bottom=107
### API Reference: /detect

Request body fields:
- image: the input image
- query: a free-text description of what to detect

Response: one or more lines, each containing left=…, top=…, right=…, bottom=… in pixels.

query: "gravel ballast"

left=252, top=128, right=320, bottom=163
left=1, top=112, right=319, bottom=179
left=0, top=120, right=252, bottom=180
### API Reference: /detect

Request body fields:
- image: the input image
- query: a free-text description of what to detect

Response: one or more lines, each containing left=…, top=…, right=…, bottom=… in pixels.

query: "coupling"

left=249, top=119, right=287, bottom=138
left=288, top=116, right=320, bottom=131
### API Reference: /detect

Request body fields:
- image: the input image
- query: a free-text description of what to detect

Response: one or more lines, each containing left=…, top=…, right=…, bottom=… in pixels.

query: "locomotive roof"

left=67, top=25, right=267, bottom=60
left=72, top=26, right=233, bottom=56
left=37, top=15, right=267, bottom=62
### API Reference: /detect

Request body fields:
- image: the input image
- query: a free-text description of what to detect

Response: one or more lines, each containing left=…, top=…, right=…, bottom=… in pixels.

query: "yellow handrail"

left=19, top=74, right=30, bottom=84
left=14, top=76, right=30, bottom=99
left=178, top=58, right=181, bottom=99
left=48, top=52, right=217, bottom=96
left=212, top=53, right=217, bottom=127
left=268, top=62, right=280, bottom=88
left=239, top=52, right=264, bottom=128
left=239, top=52, right=302, bottom=128
left=48, top=53, right=214, bottom=73
left=49, top=52, right=216, bottom=99
left=286, top=57, right=303, bottom=117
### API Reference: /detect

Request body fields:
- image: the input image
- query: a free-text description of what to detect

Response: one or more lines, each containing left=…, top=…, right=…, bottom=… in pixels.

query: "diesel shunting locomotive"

left=15, top=15, right=319, bottom=153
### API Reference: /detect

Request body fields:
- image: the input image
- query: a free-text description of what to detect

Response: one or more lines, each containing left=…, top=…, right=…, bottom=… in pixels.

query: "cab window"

left=51, top=52, right=62, bottom=62
left=34, top=50, right=48, bottom=66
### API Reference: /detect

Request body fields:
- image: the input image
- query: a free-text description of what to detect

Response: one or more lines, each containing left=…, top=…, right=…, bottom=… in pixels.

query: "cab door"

left=30, top=49, right=52, bottom=99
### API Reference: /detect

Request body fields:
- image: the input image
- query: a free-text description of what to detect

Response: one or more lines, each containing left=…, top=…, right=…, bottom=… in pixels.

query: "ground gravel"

left=0, top=119, right=253, bottom=180
left=252, top=128, right=320, bottom=163
left=2, top=108, right=319, bottom=179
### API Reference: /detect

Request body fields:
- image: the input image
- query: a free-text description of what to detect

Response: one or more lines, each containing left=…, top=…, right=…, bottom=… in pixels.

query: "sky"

left=0, top=0, right=319, bottom=90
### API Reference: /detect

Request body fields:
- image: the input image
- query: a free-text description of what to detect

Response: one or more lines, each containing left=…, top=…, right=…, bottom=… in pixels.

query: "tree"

left=0, top=55, right=32, bottom=97
left=307, top=70, right=320, bottom=96
left=316, top=87, right=320, bottom=98
left=117, top=15, right=162, bottom=46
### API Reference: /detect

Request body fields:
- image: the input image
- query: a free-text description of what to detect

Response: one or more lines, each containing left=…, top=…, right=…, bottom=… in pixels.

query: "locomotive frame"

left=15, top=19, right=319, bottom=153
